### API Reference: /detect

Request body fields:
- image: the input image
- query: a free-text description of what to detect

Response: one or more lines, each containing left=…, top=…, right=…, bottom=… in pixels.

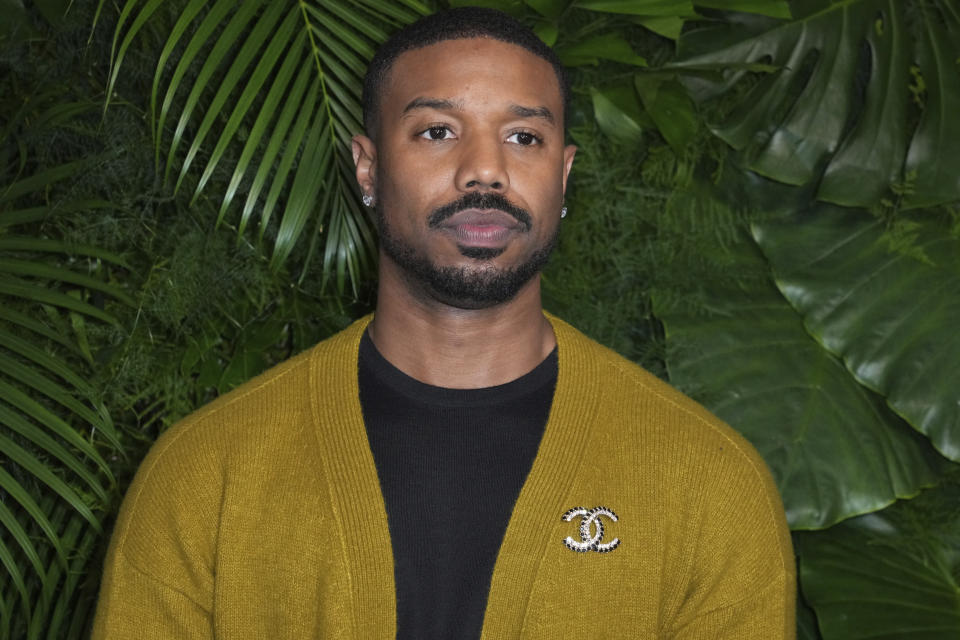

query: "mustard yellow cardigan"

left=93, top=315, right=795, bottom=638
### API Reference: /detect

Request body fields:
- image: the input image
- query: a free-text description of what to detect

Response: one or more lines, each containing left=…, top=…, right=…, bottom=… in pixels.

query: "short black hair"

left=361, top=7, right=570, bottom=139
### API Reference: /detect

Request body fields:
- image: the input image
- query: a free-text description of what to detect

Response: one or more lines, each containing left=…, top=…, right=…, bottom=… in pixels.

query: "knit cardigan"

left=93, top=314, right=795, bottom=639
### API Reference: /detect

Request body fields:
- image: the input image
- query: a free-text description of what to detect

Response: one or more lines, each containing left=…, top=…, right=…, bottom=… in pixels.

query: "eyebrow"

left=509, top=104, right=555, bottom=125
left=402, top=97, right=460, bottom=114
left=401, top=97, right=556, bottom=125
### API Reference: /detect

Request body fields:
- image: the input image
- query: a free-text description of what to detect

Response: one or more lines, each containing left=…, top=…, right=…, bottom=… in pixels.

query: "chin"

left=457, top=245, right=507, bottom=260
left=378, top=212, right=558, bottom=308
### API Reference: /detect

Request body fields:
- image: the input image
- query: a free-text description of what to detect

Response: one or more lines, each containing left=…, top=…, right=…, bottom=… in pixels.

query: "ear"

left=561, top=144, right=577, bottom=195
left=352, top=134, right=378, bottom=197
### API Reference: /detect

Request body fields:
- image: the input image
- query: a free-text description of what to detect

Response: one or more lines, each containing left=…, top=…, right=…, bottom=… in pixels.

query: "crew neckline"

left=358, top=330, right=558, bottom=408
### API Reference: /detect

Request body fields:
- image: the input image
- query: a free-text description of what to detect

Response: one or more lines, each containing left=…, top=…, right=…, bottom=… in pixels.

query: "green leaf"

left=319, top=180, right=376, bottom=295
left=814, top=2, right=911, bottom=207
left=0, top=329, right=94, bottom=397
left=68, top=309, right=95, bottom=364
left=32, top=0, right=72, bottom=25
left=557, top=33, right=647, bottom=67
left=0, top=499, right=45, bottom=586
left=797, top=594, right=823, bottom=639
left=148, top=0, right=232, bottom=162
left=0, top=258, right=135, bottom=307
left=219, top=27, right=307, bottom=229
left=448, top=0, right=524, bottom=12
left=0, top=535, right=28, bottom=621
left=106, top=0, right=420, bottom=292
left=354, top=0, right=429, bottom=23
left=42, top=513, right=100, bottom=638
left=631, top=15, right=685, bottom=39
left=675, top=1, right=960, bottom=209
left=901, top=5, right=960, bottom=208
left=0, top=236, right=129, bottom=267
left=0, top=351, right=115, bottom=448
left=269, top=109, right=331, bottom=270
left=183, top=1, right=295, bottom=197
left=180, top=333, right=221, bottom=377
left=0, top=306, right=80, bottom=354
left=576, top=0, right=696, bottom=17
left=0, top=200, right=125, bottom=234
left=533, top=20, right=560, bottom=46
left=656, top=223, right=943, bottom=529
left=0, top=275, right=117, bottom=325
left=590, top=85, right=646, bottom=142
left=796, top=473, right=960, bottom=638
left=696, top=0, right=791, bottom=19
left=634, top=74, right=698, bottom=150
left=240, top=64, right=316, bottom=237
left=0, top=158, right=100, bottom=206
left=0, top=392, right=112, bottom=499
left=164, top=0, right=265, bottom=185
left=196, top=354, right=223, bottom=390
left=0, top=207, right=51, bottom=227
left=0, top=276, right=117, bottom=327
left=0, top=0, right=37, bottom=42
left=525, top=0, right=569, bottom=19
left=753, top=206, right=960, bottom=462
left=218, top=349, right=265, bottom=393
left=0, top=466, right=67, bottom=573
left=0, top=432, right=102, bottom=531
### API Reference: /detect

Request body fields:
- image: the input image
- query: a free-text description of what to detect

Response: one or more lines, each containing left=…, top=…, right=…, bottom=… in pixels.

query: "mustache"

left=427, top=192, right=532, bottom=231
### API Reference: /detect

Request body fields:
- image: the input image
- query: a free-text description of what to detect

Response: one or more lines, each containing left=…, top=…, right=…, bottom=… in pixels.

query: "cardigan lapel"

left=308, top=316, right=396, bottom=638
left=308, top=314, right=604, bottom=639
left=480, top=315, right=605, bottom=638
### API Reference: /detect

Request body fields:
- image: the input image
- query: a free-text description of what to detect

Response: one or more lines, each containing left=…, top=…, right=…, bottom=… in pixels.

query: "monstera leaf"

left=102, top=0, right=428, bottom=292
left=753, top=206, right=960, bottom=462
left=796, top=473, right=960, bottom=639
left=655, top=224, right=943, bottom=529
left=675, top=0, right=960, bottom=209
left=797, top=596, right=823, bottom=640
left=574, top=0, right=789, bottom=18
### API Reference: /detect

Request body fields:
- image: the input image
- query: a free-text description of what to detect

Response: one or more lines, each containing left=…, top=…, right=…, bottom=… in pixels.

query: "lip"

left=436, top=208, right=525, bottom=248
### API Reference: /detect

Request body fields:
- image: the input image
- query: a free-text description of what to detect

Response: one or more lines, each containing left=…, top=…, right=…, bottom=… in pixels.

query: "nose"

left=454, top=132, right=509, bottom=193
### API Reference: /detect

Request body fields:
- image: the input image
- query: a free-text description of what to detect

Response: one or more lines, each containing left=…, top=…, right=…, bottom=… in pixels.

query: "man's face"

left=353, top=37, right=576, bottom=309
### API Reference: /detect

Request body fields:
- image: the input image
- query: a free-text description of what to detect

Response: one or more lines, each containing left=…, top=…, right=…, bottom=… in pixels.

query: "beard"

left=375, top=193, right=558, bottom=310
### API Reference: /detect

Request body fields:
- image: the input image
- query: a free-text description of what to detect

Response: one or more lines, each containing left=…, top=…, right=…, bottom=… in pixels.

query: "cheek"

left=377, top=151, right=454, bottom=207
left=515, top=163, right=566, bottom=212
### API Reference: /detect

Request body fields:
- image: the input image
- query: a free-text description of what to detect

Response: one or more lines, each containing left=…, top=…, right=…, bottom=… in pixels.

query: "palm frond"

left=102, top=0, right=430, bottom=294
left=0, top=202, right=131, bottom=638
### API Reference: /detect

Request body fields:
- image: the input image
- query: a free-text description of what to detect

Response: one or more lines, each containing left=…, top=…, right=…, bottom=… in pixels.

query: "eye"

left=506, top=130, right=542, bottom=146
left=418, top=125, right=455, bottom=141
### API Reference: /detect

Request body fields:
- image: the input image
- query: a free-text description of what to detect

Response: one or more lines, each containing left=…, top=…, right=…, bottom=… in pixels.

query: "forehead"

left=380, top=37, right=562, bottom=120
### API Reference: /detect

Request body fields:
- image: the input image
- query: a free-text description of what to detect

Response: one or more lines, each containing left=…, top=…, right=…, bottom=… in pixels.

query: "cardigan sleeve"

left=667, top=430, right=796, bottom=640
left=671, top=574, right=794, bottom=639
left=91, top=553, right=214, bottom=639
left=91, top=413, right=222, bottom=639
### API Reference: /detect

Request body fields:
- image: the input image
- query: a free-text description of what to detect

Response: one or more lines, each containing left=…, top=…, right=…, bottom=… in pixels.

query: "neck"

left=368, top=262, right=556, bottom=389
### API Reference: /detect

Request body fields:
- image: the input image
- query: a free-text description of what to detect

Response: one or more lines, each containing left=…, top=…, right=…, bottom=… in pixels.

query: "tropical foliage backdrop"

left=1, top=0, right=959, bottom=636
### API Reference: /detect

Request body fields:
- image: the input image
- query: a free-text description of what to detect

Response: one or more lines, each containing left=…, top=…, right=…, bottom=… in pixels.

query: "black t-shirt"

left=358, top=332, right=557, bottom=639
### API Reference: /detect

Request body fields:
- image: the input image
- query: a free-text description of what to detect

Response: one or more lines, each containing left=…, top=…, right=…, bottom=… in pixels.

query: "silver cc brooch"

left=562, top=506, right=620, bottom=553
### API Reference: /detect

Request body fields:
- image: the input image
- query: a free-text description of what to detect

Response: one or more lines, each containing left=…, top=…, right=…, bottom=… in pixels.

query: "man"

left=94, top=7, right=794, bottom=639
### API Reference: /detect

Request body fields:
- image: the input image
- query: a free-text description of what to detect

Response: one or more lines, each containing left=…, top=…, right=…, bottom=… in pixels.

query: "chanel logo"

left=562, top=506, right=620, bottom=553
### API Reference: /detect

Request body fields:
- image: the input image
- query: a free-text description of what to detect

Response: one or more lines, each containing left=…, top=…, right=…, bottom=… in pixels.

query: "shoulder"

left=551, top=314, right=736, bottom=438
left=550, top=313, right=780, bottom=503
left=108, top=317, right=371, bottom=580
left=148, top=315, right=370, bottom=465
left=550, top=314, right=794, bottom=586
left=113, top=317, right=370, bottom=536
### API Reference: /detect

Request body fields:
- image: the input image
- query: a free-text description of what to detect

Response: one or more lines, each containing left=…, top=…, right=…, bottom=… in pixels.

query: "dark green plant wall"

left=1, top=0, right=959, bottom=637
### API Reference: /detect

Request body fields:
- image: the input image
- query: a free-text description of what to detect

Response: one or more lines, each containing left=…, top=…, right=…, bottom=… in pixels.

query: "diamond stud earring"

left=362, top=194, right=374, bottom=207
